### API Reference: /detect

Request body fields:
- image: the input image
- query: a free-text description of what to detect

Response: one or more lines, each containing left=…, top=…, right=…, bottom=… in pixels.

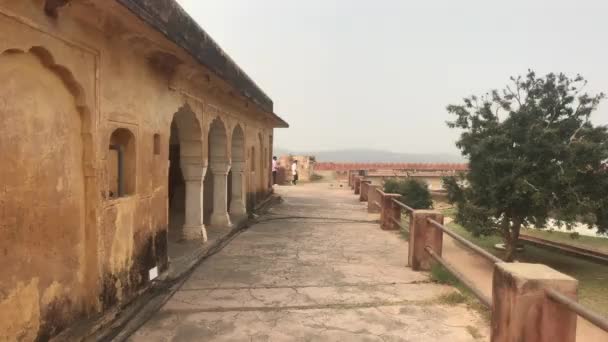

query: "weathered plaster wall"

left=0, top=0, right=277, bottom=340
left=0, top=50, right=88, bottom=341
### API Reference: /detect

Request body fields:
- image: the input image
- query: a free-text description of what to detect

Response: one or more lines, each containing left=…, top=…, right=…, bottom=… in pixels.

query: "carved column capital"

left=210, top=162, right=231, bottom=175
left=231, top=161, right=246, bottom=173
left=181, top=163, right=207, bottom=181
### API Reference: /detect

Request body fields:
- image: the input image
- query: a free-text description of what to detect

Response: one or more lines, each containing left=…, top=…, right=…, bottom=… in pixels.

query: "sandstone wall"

left=0, top=1, right=276, bottom=340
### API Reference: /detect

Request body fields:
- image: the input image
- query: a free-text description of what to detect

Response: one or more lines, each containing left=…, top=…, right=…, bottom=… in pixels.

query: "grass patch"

left=399, top=214, right=410, bottom=241
left=438, top=292, right=467, bottom=305
left=430, top=264, right=491, bottom=321
left=446, top=222, right=504, bottom=259
left=466, top=325, right=484, bottom=340
left=439, top=206, right=457, bottom=219
left=445, top=221, right=608, bottom=318
left=522, top=228, right=608, bottom=253
left=430, top=262, right=460, bottom=286
left=439, top=201, right=608, bottom=253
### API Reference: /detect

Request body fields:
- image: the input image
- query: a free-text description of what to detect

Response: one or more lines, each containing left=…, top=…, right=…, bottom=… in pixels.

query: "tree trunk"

left=504, top=219, right=522, bottom=262
left=500, top=215, right=512, bottom=261
left=504, top=238, right=515, bottom=262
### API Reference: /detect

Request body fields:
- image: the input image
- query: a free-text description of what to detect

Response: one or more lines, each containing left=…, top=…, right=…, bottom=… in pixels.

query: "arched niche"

left=108, top=128, right=136, bottom=197
left=0, top=46, right=99, bottom=336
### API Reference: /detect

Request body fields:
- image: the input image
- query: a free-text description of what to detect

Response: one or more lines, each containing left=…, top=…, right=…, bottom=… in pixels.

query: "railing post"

left=409, top=211, right=443, bottom=270
left=354, top=176, right=362, bottom=195
left=367, top=185, right=381, bottom=213
left=491, top=263, right=578, bottom=342
left=380, top=193, right=401, bottom=230
left=359, top=181, right=370, bottom=202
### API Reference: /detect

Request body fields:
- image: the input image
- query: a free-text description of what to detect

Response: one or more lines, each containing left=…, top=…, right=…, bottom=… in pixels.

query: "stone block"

left=380, top=193, right=401, bottom=230
left=491, top=263, right=578, bottom=342
left=359, top=181, right=370, bottom=202
left=367, top=185, right=382, bottom=213
left=354, top=176, right=362, bottom=195
left=409, top=211, right=443, bottom=270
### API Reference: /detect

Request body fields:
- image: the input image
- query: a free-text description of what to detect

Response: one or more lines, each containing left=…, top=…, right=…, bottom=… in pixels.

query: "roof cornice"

left=115, top=0, right=275, bottom=116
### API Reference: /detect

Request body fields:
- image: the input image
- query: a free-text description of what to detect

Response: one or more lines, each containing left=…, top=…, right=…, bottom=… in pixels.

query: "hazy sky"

left=176, top=0, right=608, bottom=155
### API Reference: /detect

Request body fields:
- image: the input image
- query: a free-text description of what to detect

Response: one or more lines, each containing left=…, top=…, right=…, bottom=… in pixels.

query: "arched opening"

left=168, top=121, right=185, bottom=240
left=229, top=125, right=247, bottom=219
left=206, top=118, right=231, bottom=227
left=108, top=128, right=136, bottom=198
left=0, top=47, right=98, bottom=337
left=168, top=106, right=205, bottom=248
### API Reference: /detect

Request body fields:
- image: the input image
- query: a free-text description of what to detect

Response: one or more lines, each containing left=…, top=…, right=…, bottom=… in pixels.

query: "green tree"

left=384, top=178, right=433, bottom=210
left=444, top=71, right=608, bottom=261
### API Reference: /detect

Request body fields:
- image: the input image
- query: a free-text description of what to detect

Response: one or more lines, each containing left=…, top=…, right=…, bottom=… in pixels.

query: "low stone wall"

left=350, top=177, right=606, bottom=342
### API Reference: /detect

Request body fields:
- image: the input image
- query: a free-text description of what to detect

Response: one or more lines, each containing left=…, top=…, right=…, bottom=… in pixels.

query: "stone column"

left=359, top=181, right=371, bottom=202
left=380, top=193, right=401, bottom=230
left=210, top=162, right=232, bottom=227
left=180, top=163, right=207, bottom=242
left=492, top=263, right=578, bottom=342
left=367, top=184, right=381, bottom=213
left=409, top=210, right=443, bottom=270
left=229, top=161, right=247, bottom=219
left=354, top=176, right=362, bottom=195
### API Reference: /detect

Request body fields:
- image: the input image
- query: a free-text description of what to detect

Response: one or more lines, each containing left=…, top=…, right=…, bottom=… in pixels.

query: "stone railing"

left=348, top=172, right=608, bottom=341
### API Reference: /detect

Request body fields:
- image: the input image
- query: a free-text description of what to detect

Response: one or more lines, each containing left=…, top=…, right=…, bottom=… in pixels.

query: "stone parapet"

left=359, top=181, right=371, bottom=202
left=408, top=210, right=443, bottom=270
left=354, top=176, right=363, bottom=195
left=492, top=263, right=578, bottom=342
left=379, top=193, right=401, bottom=230
left=367, top=185, right=382, bottom=213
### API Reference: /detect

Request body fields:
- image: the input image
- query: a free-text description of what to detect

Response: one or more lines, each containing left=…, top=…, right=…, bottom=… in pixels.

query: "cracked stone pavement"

left=130, top=183, right=489, bottom=341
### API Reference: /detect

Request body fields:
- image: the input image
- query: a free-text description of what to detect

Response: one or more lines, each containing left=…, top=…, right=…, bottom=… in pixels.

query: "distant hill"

left=274, top=148, right=466, bottom=163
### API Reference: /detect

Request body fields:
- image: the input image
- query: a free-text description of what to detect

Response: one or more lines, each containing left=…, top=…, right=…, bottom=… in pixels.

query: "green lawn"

left=438, top=205, right=608, bottom=253
left=522, top=228, right=608, bottom=254
left=444, top=220, right=608, bottom=318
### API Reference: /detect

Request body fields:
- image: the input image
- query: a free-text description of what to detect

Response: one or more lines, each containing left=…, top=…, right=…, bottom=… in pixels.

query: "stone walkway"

left=130, top=183, right=488, bottom=341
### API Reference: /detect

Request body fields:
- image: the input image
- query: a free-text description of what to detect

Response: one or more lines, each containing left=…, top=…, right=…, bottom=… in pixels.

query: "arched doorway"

left=168, top=106, right=205, bottom=244
left=230, top=125, right=247, bottom=220
left=207, top=118, right=231, bottom=227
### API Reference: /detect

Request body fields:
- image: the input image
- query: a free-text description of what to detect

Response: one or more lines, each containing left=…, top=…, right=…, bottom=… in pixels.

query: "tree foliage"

left=384, top=178, right=433, bottom=210
left=444, top=71, right=608, bottom=261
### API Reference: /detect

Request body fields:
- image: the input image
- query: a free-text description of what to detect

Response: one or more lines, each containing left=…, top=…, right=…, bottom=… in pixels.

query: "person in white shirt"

left=291, top=160, right=298, bottom=185
left=272, top=156, right=278, bottom=185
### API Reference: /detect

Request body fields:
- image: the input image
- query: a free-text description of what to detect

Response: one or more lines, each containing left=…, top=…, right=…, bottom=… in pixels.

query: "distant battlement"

left=315, top=162, right=468, bottom=172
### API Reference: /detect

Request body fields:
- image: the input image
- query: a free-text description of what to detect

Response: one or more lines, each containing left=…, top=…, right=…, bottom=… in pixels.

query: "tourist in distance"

left=291, top=160, right=298, bottom=185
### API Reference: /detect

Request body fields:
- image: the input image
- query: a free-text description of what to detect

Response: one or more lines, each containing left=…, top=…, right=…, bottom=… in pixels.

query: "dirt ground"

left=129, top=183, right=488, bottom=341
